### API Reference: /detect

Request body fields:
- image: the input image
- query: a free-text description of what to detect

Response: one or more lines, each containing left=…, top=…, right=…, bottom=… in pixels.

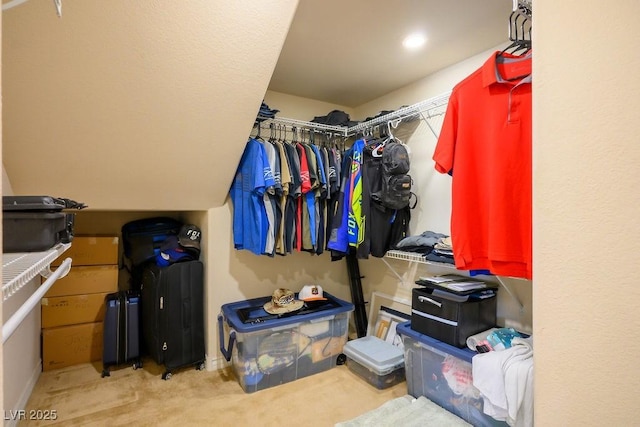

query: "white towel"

left=472, top=337, right=534, bottom=426
left=503, top=338, right=534, bottom=427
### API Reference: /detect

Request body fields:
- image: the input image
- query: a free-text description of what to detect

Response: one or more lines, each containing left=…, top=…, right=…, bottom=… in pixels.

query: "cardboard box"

left=52, top=236, right=119, bottom=266
left=44, top=265, right=118, bottom=297
left=42, top=322, right=103, bottom=371
left=41, top=293, right=108, bottom=328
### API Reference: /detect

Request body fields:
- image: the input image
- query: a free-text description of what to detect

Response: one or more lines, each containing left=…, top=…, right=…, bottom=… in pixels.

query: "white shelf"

left=256, top=91, right=451, bottom=138
left=383, top=249, right=525, bottom=310
left=384, top=249, right=455, bottom=266
left=2, top=243, right=71, bottom=301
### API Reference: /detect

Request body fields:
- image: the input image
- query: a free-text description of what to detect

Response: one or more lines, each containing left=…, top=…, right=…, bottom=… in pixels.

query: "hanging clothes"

left=347, top=138, right=365, bottom=249
left=326, top=136, right=410, bottom=260
left=274, top=140, right=291, bottom=256
left=433, top=51, right=532, bottom=279
left=260, top=139, right=279, bottom=256
left=327, top=145, right=353, bottom=256
left=282, top=141, right=301, bottom=254
left=231, top=124, right=412, bottom=259
left=229, top=138, right=275, bottom=256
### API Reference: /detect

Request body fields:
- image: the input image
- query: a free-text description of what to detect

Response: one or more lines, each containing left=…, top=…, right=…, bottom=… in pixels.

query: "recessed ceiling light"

left=402, top=33, right=427, bottom=50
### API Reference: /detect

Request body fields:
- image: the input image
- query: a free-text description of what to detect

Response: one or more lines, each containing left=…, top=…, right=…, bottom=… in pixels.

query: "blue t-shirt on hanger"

left=230, top=138, right=275, bottom=255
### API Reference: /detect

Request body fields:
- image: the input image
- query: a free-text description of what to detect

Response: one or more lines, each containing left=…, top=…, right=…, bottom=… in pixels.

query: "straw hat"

left=263, top=288, right=304, bottom=314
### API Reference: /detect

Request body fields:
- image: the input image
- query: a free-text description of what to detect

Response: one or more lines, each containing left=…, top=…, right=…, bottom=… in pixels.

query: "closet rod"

left=255, top=116, right=349, bottom=136
left=3, top=257, right=72, bottom=344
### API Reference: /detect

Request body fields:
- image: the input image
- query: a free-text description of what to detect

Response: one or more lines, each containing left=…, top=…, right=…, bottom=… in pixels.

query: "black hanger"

left=498, top=10, right=532, bottom=58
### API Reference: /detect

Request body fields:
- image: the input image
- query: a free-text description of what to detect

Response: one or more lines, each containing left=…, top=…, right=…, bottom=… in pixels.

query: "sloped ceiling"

left=2, top=0, right=298, bottom=210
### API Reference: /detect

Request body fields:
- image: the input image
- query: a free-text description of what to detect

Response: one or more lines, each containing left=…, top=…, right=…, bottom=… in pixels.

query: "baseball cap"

left=298, top=284, right=327, bottom=301
left=156, top=235, right=195, bottom=267
left=263, top=288, right=304, bottom=315
left=178, top=224, right=201, bottom=252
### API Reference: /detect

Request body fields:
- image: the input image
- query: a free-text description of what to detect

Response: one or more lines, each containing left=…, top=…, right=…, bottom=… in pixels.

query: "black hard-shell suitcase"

left=2, top=196, right=82, bottom=252
left=141, top=260, right=205, bottom=380
left=102, top=291, right=143, bottom=377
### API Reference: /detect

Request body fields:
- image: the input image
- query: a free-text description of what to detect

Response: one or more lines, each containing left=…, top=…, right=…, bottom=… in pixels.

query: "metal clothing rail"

left=3, top=258, right=72, bottom=344
left=255, top=116, right=350, bottom=137
left=255, top=91, right=452, bottom=139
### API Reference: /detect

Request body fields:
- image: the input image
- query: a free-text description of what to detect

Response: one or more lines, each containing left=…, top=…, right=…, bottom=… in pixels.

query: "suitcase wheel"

left=196, top=362, right=205, bottom=371
left=133, top=359, right=143, bottom=370
left=162, top=371, right=172, bottom=381
left=101, top=368, right=110, bottom=378
left=336, top=353, right=347, bottom=365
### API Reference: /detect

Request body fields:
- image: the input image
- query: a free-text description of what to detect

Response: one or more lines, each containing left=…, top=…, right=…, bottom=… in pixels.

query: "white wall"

left=2, top=279, right=41, bottom=423
left=534, top=1, right=640, bottom=424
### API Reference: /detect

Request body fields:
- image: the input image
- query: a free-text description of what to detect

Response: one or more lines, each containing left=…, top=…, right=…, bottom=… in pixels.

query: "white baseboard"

left=206, top=354, right=230, bottom=371
left=4, top=359, right=41, bottom=427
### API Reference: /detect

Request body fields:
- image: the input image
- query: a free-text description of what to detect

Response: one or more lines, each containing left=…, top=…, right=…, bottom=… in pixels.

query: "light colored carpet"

left=19, top=358, right=407, bottom=426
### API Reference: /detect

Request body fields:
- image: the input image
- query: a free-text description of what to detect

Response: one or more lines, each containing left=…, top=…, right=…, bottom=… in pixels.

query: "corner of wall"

left=3, top=164, right=14, bottom=196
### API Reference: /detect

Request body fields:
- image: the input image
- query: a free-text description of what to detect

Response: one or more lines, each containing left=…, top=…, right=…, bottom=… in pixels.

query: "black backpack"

left=376, top=142, right=414, bottom=210
left=120, top=216, right=183, bottom=291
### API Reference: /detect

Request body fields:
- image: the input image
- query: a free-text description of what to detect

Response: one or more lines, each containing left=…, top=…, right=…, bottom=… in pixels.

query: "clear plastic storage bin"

left=219, top=293, right=353, bottom=393
left=397, top=321, right=508, bottom=427
left=343, top=335, right=405, bottom=389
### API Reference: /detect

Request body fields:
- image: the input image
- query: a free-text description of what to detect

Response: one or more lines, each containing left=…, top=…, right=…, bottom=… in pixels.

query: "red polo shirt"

left=433, top=51, right=532, bottom=279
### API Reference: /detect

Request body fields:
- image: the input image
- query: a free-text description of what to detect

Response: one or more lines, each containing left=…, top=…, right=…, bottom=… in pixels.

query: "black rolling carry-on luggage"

left=102, top=291, right=143, bottom=377
left=141, top=260, right=205, bottom=380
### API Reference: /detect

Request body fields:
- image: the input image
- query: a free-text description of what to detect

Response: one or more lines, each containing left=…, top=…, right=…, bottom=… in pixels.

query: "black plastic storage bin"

left=2, top=196, right=76, bottom=253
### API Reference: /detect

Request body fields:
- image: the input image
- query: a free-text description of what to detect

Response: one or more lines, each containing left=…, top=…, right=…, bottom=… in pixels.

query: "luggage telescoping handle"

left=217, top=314, right=236, bottom=362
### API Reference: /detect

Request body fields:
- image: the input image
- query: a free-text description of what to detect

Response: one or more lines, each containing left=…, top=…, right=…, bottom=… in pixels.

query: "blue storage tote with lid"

left=218, top=292, right=354, bottom=393
left=397, top=321, right=508, bottom=426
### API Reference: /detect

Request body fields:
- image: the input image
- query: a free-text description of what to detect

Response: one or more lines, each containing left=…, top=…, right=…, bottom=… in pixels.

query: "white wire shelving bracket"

left=383, top=249, right=526, bottom=311
left=255, top=91, right=451, bottom=139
